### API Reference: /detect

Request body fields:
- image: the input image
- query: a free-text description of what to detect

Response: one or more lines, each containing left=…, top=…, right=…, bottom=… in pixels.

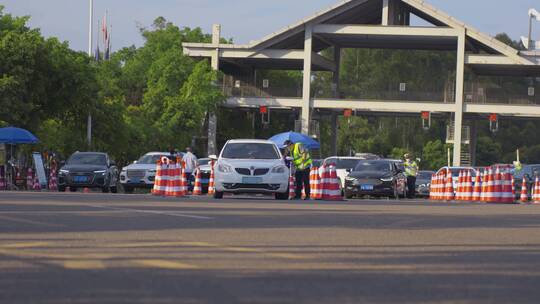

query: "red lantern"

left=259, top=106, right=268, bottom=114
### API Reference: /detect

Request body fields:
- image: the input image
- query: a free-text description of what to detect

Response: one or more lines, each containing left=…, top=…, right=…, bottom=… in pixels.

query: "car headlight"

left=94, top=170, right=107, bottom=174
left=345, top=177, right=359, bottom=185
left=381, top=177, right=394, bottom=182
left=271, top=165, right=287, bottom=174
left=59, top=169, right=70, bottom=174
left=218, top=163, right=232, bottom=173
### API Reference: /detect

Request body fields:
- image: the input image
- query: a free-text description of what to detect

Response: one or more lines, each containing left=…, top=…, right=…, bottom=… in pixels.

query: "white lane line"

left=87, top=204, right=214, bottom=220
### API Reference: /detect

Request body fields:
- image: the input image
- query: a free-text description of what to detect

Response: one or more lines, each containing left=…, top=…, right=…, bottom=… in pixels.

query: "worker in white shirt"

left=182, top=147, right=198, bottom=191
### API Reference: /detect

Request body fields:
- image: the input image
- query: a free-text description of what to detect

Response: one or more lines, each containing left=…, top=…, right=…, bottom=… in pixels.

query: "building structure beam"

left=465, top=55, right=520, bottom=65
left=453, top=29, right=466, bottom=167
left=301, top=24, right=314, bottom=135
left=313, top=24, right=459, bottom=37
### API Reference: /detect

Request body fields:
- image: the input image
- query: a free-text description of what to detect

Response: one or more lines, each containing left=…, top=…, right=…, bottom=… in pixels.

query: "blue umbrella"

left=0, top=127, right=39, bottom=144
left=269, top=131, right=320, bottom=149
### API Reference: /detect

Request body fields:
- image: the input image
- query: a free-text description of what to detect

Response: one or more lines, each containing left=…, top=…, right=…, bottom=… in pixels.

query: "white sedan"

left=214, top=139, right=290, bottom=200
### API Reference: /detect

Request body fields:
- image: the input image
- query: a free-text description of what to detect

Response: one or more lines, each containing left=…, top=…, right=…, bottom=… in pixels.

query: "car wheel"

left=345, top=191, right=354, bottom=199
left=58, top=186, right=66, bottom=192
left=123, top=186, right=134, bottom=194
left=275, top=192, right=288, bottom=200
left=213, top=191, right=224, bottom=199
left=69, top=187, right=77, bottom=192
left=102, top=186, right=110, bottom=193
left=110, top=185, right=118, bottom=194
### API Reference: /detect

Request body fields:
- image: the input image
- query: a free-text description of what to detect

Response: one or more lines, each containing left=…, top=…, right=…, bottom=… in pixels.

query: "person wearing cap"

left=403, top=153, right=419, bottom=199
left=285, top=140, right=312, bottom=200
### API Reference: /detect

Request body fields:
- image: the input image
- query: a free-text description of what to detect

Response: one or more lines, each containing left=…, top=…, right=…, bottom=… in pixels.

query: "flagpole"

left=87, top=0, right=93, bottom=147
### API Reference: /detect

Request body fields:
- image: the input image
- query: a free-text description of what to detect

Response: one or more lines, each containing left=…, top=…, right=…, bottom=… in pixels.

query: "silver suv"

left=120, top=152, right=180, bottom=193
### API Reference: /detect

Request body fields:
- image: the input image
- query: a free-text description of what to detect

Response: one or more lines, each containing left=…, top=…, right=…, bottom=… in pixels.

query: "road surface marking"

left=131, top=259, right=198, bottom=270
left=106, top=241, right=216, bottom=248
left=63, top=260, right=106, bottom=270
left=0, top=215, right=64, bottom=227
left=0, top=242, right=50, bottom=249
left=87, top=205, right=214, bottom=220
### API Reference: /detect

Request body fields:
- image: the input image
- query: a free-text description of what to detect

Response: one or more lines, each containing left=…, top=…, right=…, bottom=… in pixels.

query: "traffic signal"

left=421, top=111, right=431, bottom=130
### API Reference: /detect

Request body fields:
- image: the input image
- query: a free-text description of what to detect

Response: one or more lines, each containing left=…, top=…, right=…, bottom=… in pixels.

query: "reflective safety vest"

left=292, top=143, right=312, bottom=170
left=404, top=160, right=418, bottom=177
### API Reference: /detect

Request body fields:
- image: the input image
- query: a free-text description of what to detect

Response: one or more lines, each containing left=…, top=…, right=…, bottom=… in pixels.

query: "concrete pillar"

left=301, top=24, right=313, bottom=135
left=470, top=120, right=478, bottom=166
left=208, top=24, right=221, bottom=156
left=331, top=112, right=338, bottom=156
left=453, top=29, right=466, bottom=167
left=333, top=46, right=341, bottom=98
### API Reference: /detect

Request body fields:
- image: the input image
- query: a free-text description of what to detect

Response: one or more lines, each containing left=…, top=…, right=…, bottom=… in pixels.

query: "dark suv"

left=58, top=152, right=119, bottom=193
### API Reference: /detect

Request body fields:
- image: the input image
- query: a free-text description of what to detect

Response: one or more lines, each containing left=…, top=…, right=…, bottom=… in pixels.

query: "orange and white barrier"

left=520, top=178, right=529, bottom=203
left=32, top=175, right=41, bottom=191
left=471, top=174, right=482, bottom=201
left=499, top=172, right=515, bottom=204
left=429, top=172, right=445, bottom=200
left=322, top=165, right=342, bottom=201
left=192, top=169, right=202, bottom=195
left=310, top=166, right=322, bottom=200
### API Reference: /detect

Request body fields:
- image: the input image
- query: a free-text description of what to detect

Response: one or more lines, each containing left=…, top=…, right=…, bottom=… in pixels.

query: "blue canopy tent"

left=269, top=131, right=320, bottom=149
left=0, top=127, right=39, bottom=144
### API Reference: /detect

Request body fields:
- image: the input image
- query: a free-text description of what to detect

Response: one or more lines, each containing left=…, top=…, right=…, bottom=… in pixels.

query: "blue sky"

left=1, top=0, right=538, bottom=52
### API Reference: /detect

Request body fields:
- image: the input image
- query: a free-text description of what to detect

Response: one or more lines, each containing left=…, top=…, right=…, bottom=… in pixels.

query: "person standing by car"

left=285, top=140, right=312, bottom=200
left=403, top=153, right=419, bottom=199
left=182, top=147, right=198, bottom=191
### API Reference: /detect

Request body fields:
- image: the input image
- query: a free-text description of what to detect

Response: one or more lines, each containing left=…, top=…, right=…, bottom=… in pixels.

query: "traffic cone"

left=472, top=174, right=482, bottom=201
left=288, top=170, right=296, bottom=200
left=322, top=165, right=343, bottom=201
left=462, top=171, right=473, bottom=201
left=492, top=168, right=502, bottom=203
left=48, top=168, right=58, bottom=191
left=455, top=171, right=463, bottom=201
left=533, top=177, right=540, bottom=204
left=83, top=187, right=90, bottom=193
left=152, top=158, right=167, bottom=196
left=171, top=161, right=184, bottom=197
left=32, top=175, right=41, bottom=191
left=481, top=170, right=490, bottom=202
left=520, top=178, right=529, bottom=203
left=511, top=176, right=516, bottom=198
left=444, top=169, right=454, bottom=201
left=310, top=167, right=322, bottom=200
left=26, top=168, right=34, bottom=190
left=500, top=172, right=515, bottom=204
left=208, top=160, right=215, bottom=196
left=192, top=169, right=202, bottom=195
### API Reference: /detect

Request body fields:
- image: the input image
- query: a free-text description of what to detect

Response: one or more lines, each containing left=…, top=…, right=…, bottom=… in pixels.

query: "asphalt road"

left=1, top=192, right=540, bottom=304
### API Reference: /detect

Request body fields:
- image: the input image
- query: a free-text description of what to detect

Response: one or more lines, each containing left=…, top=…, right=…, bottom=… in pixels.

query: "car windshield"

left=222, top=143, right=280, bottom=160
left=447, top=168, right=476, bottom=177
left=68, top=154, right=107, bottom=166
left=354, top=161, right=392, bottom=172
left=198, top=159, right=210, bottom=166
left=137, top=154, right=167, bottom=164
left=516, top=165, right=540, bottom=178
left=326, top=158, right=361, bottom=169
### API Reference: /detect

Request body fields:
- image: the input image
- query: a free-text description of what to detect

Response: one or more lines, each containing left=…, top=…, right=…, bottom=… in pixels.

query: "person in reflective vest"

left=285, top=140, right=312, bottom=200
left=403, top=153, right=419, bottom=199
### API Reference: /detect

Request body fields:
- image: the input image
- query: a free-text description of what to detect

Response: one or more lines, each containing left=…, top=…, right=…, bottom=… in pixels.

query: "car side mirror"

left=109, top=161, right=116, bottom=167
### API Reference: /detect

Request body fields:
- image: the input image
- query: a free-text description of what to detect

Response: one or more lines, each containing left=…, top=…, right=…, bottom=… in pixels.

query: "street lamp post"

left=87, top=0, right=93, bottom=148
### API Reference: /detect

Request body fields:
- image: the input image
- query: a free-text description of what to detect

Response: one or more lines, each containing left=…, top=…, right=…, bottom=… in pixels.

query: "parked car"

left=344, top=159, right=408, bottom=199
left=213, top=139, right=289, bottom=199
left=119, top=152, right=179, bottom=193
left=58, top=152, right=119, bottom=193
left=416, top=170, right=435, bottom=197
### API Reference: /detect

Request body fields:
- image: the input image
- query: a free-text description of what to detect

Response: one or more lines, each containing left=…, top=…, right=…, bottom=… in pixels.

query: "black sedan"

left=344, top=160, right=407, bottom=199
left=416, top=170, right=435, bottom=198
left=58, top=152, right=119, bottom=193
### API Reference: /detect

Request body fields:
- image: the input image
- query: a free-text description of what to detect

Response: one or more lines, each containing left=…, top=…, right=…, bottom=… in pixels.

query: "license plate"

left=74, top=176, right=88, bottom=183
left=360, top=184, right=374, bottom=191
left=242, top=177, right=262, bottom=184
left=131, top=179, right=141, bottom=184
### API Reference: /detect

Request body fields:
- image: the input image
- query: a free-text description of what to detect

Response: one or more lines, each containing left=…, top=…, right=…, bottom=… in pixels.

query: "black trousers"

left=406, top=176, right=416, bottom=199
left=295, top=169, right=310, bottom=199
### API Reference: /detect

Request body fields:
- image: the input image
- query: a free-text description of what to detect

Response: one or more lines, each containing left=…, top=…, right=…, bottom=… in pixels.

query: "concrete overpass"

left=183, top=0, right=540, bottom=165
